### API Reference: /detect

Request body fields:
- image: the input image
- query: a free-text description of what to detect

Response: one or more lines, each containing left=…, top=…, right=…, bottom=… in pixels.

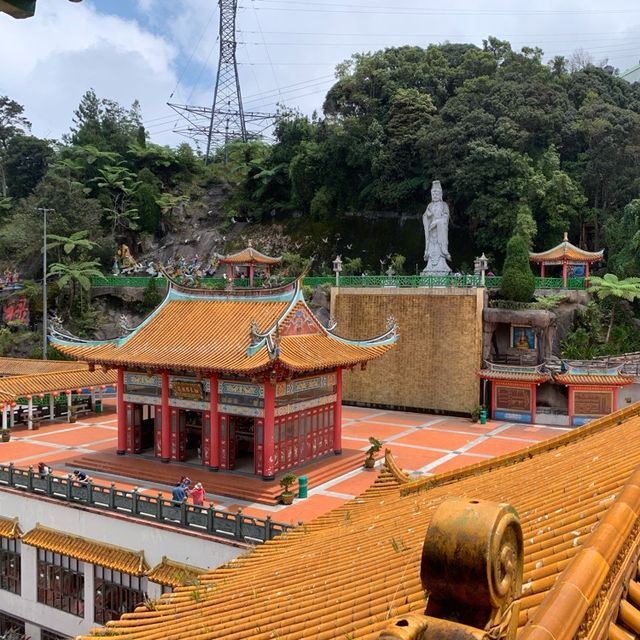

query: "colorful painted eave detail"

left=0, top=516, right=21, bottom=540
left=529, top=241, right=604, bottom=263
left=51, top=278, right=397, bottom=374
left=78, top=405, right=640, bottom=640
left=21, top=525, right=148, bottom=575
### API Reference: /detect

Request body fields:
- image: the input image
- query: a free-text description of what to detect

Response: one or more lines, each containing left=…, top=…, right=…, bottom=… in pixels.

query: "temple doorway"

left=184, top=410, right=203, bottom=462
left=231, top=415, right=255, bottom=473
left=140, top=405, right=155, bottom=451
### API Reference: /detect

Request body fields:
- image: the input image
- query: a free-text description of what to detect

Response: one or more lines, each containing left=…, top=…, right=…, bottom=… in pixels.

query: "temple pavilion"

left=529, top=232, right=604, bottom=287
left=218, top=243, right=282, bottom=288
left=50, top=277, right=397, bottom=480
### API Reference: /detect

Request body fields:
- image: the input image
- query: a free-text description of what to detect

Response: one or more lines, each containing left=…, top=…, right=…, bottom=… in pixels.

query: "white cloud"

left=0, top=0, right=179, bottom=144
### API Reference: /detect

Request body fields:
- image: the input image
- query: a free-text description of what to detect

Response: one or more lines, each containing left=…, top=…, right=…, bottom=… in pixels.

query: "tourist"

left=73, top=469, right=89, bottom=485
left=180, top=476, right=191, bottom=495
left=172, top=480, right=186, bottom=504
left=38, top=462, right=51, bottom=478
left=190, top=482, right=205, bottom=506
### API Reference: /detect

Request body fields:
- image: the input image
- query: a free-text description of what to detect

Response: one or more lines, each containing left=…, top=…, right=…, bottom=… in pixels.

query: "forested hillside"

left=1, top=37, right=640, bottom=355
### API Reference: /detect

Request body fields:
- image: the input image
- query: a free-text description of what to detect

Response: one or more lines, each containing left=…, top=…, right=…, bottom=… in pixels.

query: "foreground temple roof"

left=51, top=279, right=397, bottom=375
left=81, top=405, right=640, bottom=639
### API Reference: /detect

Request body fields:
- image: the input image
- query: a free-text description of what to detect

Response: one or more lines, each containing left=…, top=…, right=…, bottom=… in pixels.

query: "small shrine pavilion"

left=218, top=243, right=282, bottom=288
left=554, top=365, right=634, bottom=426
left=529, top=232, right=604, bottom=288
left=50, top=278, right=397, bottom=479
left=478, top=362, right=634, bottom=426
left=478, top=363, right=551, bottom=424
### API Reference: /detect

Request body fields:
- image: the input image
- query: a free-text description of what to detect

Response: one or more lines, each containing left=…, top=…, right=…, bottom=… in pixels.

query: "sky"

left=2, top=0, right=640, bottom=150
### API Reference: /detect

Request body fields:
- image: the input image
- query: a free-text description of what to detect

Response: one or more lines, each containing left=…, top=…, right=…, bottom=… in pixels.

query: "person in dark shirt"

left=171, top=481, right=186, bottom=504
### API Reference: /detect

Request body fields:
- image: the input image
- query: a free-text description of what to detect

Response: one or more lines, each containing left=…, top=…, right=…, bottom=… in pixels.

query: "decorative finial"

left=386, top=314, right=398, bottom=333
left=118, top=314, right=134, bottom=334
left=249, top=320, right=260, bottom=345
left=563, top=231, right=569, bottom=243
left=248, top=239, right=253, bottom=248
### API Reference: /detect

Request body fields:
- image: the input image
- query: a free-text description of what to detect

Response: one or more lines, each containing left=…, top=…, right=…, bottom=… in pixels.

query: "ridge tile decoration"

left=50, top=279, right=397, bottom=478
left=21, top=525, right=148, bottom=575
left=77, top=405, right=640, bottom=640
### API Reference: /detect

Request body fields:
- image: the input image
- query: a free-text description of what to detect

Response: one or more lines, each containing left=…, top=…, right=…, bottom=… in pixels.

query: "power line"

left=246, top=0, right=640, bottom=16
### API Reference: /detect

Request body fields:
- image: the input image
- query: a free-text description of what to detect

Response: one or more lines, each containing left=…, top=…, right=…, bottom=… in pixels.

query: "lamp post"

left=36, top=207, right=54, bottom=360
left=474, top=253, right=489, bottom=287
left=332, top=255, right=343, bottom=287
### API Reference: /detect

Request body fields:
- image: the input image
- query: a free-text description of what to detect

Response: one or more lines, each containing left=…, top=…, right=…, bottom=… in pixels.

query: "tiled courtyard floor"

left=1, top=402, right=568, bottom=525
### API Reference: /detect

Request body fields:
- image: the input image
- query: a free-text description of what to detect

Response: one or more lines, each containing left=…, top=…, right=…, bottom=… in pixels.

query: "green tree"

left=47, top=259, right=103, bottom=313
left=500, top=235, right=536, bottom=302
left=46, top=230, right=97, bottom=262
left=588, top=274, right=640, bottom=343
left=0, top=96, right=31, bottom=197
left=4, top=135, right=53, bottom=199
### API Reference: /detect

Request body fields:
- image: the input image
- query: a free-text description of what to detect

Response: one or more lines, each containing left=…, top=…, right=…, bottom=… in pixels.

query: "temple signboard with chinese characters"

left=51, top=274, right=397, bottom=479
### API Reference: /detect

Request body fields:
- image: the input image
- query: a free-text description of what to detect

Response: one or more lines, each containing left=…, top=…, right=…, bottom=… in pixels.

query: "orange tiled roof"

left=554, top=373, right=635, bottom=386
left=0, top=357, right=90, bottom=377
left=79, top=405, right=640, bottom=640
left=22, top=526, right=148, bottom=575
left=219, top=246, right=282, bottom=265
left=0, top=368, right=117, bottom=404
left=146, top=556, right=205, bottom=587
left=478, top=368, right=550, bottom=383
left=0, top=516, right=21, bottom=539
left=51, top=281, right=397, bottom=375
left=529, top=237, right=604, bottom=263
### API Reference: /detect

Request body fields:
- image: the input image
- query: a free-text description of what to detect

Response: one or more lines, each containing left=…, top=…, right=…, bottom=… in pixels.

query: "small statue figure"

left=422, top=180, right=451, bottom=274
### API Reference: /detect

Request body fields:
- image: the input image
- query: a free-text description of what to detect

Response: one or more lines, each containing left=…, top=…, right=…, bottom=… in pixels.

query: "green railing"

left=91, top=274, right=587, bottom=290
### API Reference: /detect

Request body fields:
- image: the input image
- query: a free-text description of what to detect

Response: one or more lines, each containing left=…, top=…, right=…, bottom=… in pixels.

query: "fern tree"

left=500, top=234, right=536, bottom=302
left=588, top=274, right=640, bottom=343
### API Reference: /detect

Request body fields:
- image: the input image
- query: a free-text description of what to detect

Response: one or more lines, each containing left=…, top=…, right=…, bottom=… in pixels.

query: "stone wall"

left=332, top=287, right=485, bottom=414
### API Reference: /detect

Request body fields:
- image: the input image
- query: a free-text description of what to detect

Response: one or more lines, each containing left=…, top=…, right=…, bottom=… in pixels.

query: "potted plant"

left=279, top=472, right=298, bottom=505
left=1, top=429, right=10, bottom=443
left=469, top=405, right=481, bottom=423
left=68, top=406, right=77, bottom=423
left=364, top=436, right=383, bottom=469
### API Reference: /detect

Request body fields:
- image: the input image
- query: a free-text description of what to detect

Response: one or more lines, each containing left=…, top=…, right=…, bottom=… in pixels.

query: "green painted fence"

left=91, top=274, right=587, bottom=290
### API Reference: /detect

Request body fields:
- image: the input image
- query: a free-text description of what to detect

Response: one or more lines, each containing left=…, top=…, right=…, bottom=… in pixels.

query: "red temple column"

left=613, top=386, right=619, bottom=412
left=585, top=261, right=590, bottom=286
left=116, top=368, right=126, bottom=455
left=562, top=258, right=568, bottom=288
left=333, top=367, right=342, bottom=454
left=540, top=263, right=545, bottom=279
left=209, top=373, right=219, bottom=471
left=567, top=386, right=574, bottom=426
left=531, top=383, right=537, bottom=425
left=161, top=371, right=171, bottom=463
left=262, top=377, right=276, bottom=481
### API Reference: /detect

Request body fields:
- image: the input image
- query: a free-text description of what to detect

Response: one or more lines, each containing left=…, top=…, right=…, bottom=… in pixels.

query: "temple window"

left=0, top=537, right=20, bottom=594
left=37, top=550, right=84, bottom=617
left=94, top=566, right=147, bottom=624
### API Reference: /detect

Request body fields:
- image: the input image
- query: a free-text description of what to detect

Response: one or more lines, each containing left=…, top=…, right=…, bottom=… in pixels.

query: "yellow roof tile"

left=0, top=516, right=21, bottom=539
left=529, top=238, right=604, bottom=263
left=0, top=357, right=90, bottom=376
left=79, top=405, right=640, bottom=640
left=0, top=369, right=117, bottom=404
left=52, top=282, right=396, bottom=375
left=22, top=525, right=148, bottom=575
left=146, top=556, right=206, bottom=587
left=554, top=373, right=635, bottom=386
left=219, top=246, right=282, bottom=265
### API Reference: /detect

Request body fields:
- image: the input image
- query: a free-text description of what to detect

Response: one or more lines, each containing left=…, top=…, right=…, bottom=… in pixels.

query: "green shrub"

left=500, top=235, right=535, bottom=302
